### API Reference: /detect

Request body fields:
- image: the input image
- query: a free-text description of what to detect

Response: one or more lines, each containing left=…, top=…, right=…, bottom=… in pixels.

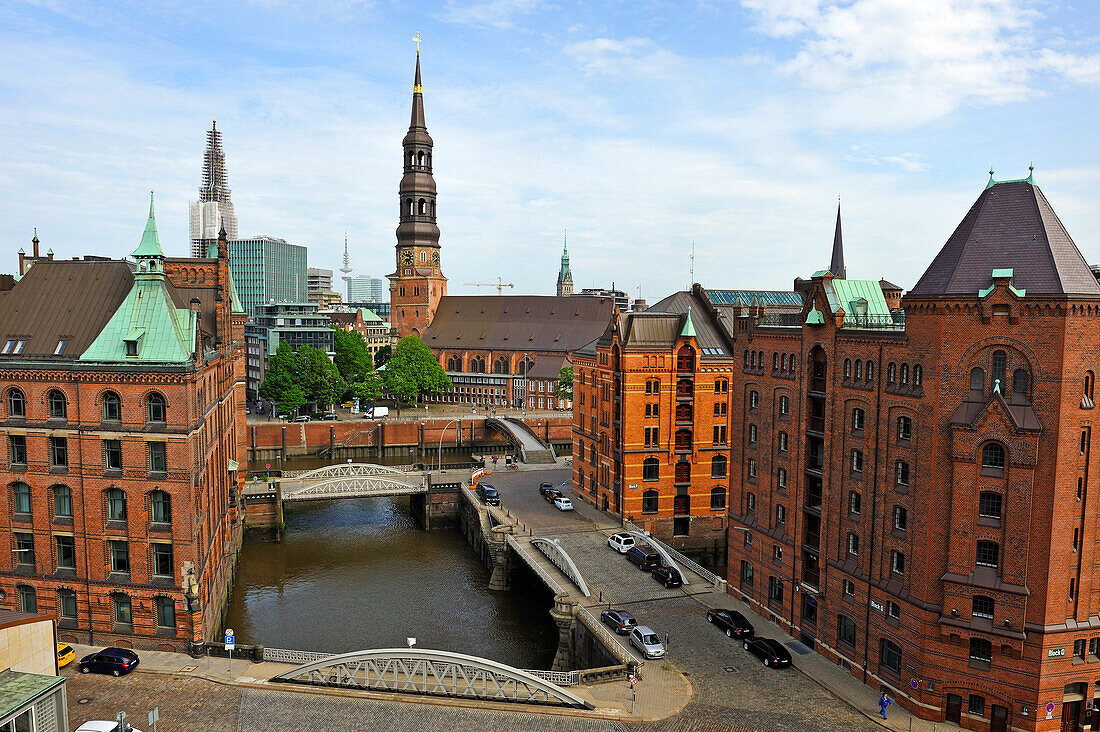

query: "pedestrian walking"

left=878, top=692, right=892, bottom=719
left=492, top=455, right=498, bottom=466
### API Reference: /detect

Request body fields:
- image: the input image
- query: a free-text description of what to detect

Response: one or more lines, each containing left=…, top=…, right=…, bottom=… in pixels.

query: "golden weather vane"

left=412, top=30, right=422, bottom=53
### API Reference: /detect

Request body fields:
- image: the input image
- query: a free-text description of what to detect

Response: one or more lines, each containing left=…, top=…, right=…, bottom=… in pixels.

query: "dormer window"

left=13, top=340, right=25, bottom=354
left=125, top=340, right=139, bottom=357
left=2, top=341, right=12, bottom=354
left=54, top=340, right=68, bottom=355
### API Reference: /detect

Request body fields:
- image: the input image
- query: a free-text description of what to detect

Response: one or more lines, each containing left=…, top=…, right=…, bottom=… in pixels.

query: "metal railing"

left=577, top=607, right=639, bottom=668
left=756, top=312, right=802, bottom=328
left=624, top=519, right=727, bottom=590
left=842, top=312, right=906, bottom=331
left=506, top=535, right=568, bottom=596
left=530, top=538, right=591, bottom=597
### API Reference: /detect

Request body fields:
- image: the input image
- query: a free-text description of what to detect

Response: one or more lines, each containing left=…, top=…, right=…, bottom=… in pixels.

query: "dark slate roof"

left=424, top=295, right=614, bottom=352
left=0, top=260, right=134, bottom=360
left=879, top=279, right=902, bottom=290
left=528, top=354, right=567, bottom=380
left=635, top=290, right=734, bottom=361
left=911, top=181, right=1100, bottom=297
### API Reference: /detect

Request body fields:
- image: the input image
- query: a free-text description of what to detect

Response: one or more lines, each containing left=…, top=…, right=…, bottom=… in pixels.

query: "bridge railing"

left=624, top=519, right=728, bottom=591
left=576, top=607, right=640, bottom=670
left=262, top=646, right=579, bottom=686
left=506, top=535, right=568, bottom=596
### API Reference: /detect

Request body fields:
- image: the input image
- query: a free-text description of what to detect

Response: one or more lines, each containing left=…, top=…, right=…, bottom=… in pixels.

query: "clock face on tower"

left=400, top=249, right=414, bottom=266
left=431, top=251, right=440, bottom=266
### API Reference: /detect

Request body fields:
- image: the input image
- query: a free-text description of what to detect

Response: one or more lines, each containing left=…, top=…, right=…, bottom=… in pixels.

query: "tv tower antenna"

left=340, top=230, right=353, bottom=299
left=689, top=241, right=695, bottom=287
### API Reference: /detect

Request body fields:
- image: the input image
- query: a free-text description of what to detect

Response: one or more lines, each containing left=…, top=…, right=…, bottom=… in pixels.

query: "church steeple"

left=830, top=199, right=846, bottom=279
left=389, top=43, right=447, bottom=338
left=556, top=231, right=573, bottom=296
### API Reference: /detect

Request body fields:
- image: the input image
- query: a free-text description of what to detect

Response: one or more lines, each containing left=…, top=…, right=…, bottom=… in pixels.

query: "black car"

left=652, top=565, right=683, bottom=588
left=742, top=637, right=792, bottom=668
left=707, top=608, right=755, bottom=639
left=539, top=482, right=555, bottom=497
left=544, top=488, right=563, bottom=503
left=478, top=483, right=500, bottom=506
left=625, top=546, right=661, bottom=571
left=78, top=647, right=140, bottom=676
left=599, top=609, right=638, bottom=635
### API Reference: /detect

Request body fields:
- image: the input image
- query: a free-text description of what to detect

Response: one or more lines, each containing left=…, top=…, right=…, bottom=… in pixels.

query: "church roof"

left=424, top=295, right=614, bottom=353
left=910, top=179, right=1100, bottom=297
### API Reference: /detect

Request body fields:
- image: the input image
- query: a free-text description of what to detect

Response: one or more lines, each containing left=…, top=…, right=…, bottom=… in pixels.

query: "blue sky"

left=3, top=0, right=1100, bottom=299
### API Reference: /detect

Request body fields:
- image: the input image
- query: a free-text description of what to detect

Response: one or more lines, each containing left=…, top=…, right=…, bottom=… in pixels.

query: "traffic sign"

left=1047, top=703, right=1056, bottom=713
left=628, top=674, right=638, bottom=686
left=224, top=628, right=235, bottom=651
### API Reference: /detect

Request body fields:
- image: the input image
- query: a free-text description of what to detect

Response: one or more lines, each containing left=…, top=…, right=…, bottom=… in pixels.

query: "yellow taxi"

left=56, top=643, right=75, bottom=669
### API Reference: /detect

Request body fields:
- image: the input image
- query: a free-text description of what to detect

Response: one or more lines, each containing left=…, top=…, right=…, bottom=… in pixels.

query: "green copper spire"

left=680, top=306, right=696, bottom=338
left=132, top=191, right=165, bottom=260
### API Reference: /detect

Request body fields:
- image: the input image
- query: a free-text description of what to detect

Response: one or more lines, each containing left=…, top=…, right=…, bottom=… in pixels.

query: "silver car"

left=630, top=625, right=665, bottom=659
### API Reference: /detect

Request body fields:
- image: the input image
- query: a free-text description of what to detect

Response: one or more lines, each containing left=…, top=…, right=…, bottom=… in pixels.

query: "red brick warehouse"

left=575, top=171, right=1100, bottom=731
left=0, top=199, right=247, bottom=653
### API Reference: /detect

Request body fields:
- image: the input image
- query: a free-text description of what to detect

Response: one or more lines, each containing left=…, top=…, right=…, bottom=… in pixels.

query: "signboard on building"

left=1047, top=647, right=1066, bottom=658
left=870, top=599, right=885, bottom=613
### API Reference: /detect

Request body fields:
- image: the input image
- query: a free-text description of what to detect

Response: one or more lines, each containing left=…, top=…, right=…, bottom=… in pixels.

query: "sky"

left=3, top=0, right=1100, bottom=300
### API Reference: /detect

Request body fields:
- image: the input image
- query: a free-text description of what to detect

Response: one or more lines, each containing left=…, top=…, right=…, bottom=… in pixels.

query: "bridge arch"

left=283, top=474, right=427, bottom=502
left=270, top=647, right=592, bottom=708
left=623, top=531, right=690, bottom=585
left=530, top=537, right=591, bottom=597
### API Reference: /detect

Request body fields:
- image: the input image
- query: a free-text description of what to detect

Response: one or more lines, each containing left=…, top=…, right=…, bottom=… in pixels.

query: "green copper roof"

left=985, top=165, right=1035, bottom=189
left=980, top=269, right=1026, bottom=299
left=227, top=268, right=244, bottom=314
left=359, top=308, right=383, bottom=322
left=680, top=307, right=696, bottom=338
left=0, top=669, right=65, bottom=720
left=824, top=279, right=892, bottom=318
left=81, top=278, right=195, bottom=363
left=806, top=305, right=825, bottom=326
left=132, top=191, right=165, bottom=259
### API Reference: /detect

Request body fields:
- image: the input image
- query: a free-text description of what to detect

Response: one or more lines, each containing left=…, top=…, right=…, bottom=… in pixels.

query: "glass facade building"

left=227, top=236, right=308, bottom=316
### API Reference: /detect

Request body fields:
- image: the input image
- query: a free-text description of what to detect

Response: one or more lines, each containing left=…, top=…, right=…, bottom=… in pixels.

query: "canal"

left=223, top=494, right=558, bottom=670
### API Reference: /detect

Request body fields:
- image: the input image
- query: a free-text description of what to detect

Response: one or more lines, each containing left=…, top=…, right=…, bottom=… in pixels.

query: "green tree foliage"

left=258, top=342, right=344, bottom=413
left=331, top=326, right=382, bottom=401
left=557, top=366, right=574, bottom=401
left=383, top=336, right=451, bottom=404
left=373, top=344, right=392, bottom=369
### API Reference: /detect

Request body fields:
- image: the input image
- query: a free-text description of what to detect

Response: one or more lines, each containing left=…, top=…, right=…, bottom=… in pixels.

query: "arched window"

left=677, top=345, right=695, bottom=372
left=743, top=350, right=750, bottom=367
left=12, top=482, right=31, bottom=514
left=408, top=152, right=415, bottom=167
left=773, top=353, right=779, bottom=370
left=419, top=250, right=427, bottom=262
left=7, top=388, right=25, bottom=418
left=757, top=351, right=764, bottom=368
left=710, top=486, right=726, bottom=510
left=417, top=150, right=425, bottom=167
left=981, top=442, right=1006, bottom=471
left=865, top=360, right=874, bottom=381
left=1087, top=371, right=1096, bottom=400
left=913, top=364, right=922, bottom=386
left=1012, top=369, right=1028, bottom=395
left=146, top=393, right=166, bottom=423
left=48, top=389, right=67, bottom=419
left=895, top=460, right=909, bottom=486
left=781, top=354, right=788, bottom=371
left=493, top=357, right=510, bottom=375
left=854, top=360, right=863, bottom=379
left=102, top=391, right=122, bottom=421
left=53, top=485, right=72, bottom=518
left=113, top=593, right=132, bottom=625
left=642, top=458, right=659, bottom=481
left=150, top=490, right=171, bottom=523
left=750, top=351, right=756, bottom=368
left=642, top=490, right=659, bottom=513
left=843, top=358, right=852, bottom=378
left=470, top=356, right=485, bottom=373
left=518, top=358, right=533, bottom=376
left=887, top=363, right=897, bottom=383
left=992, top=350, right=1007, bottom=391
left=711, top=454, right=727, bottom=477
left=405, top=198, right=414, bottom=216
left=970, top=367, right=985, bottom=393
left=106, top=488, right=126, bottom=521
left=675, top=403, right=692, bottom=422
left=418, top=198, right=427, bottom=215
left=446, top=355, right=461, bottom=371
left=900, top=363, right=909, bottom=385
left=675, top=460, right=691, bottom=483
left=789, top=354, right=797, bottom=371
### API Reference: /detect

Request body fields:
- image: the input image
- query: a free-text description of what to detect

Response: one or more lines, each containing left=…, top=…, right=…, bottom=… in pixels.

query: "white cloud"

left=563, top=37, right=687, bottom=78
left=438, top=0, right=539, bottom=29
left=739, top=0, right=1100, bottom=129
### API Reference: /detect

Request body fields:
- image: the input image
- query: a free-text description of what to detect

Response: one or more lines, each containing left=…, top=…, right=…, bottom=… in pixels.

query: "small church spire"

left=556, top=230, right=574, bottom=296
left=133, top=191, right=165, bottom=260
left=830, top=198, right=846, bottom=280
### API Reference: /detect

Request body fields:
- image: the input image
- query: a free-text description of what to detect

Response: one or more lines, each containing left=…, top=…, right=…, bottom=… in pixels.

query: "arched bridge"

left=269, top=647, right=592, bottom=708
left=281, top=463, right=426, bottom=502
left=485, top=418, right=555, bottom=464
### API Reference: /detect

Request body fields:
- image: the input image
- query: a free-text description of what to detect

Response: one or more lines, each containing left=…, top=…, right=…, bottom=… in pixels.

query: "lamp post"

left=437, top=418, right=462, bottom=472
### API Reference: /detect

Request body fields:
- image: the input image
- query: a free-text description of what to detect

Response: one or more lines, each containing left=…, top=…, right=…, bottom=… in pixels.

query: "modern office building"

left=227, top=235, right=307, bottom=316
left=307, top=267, right=341, bottom=309
left=347, top=275, right=388, bottom=303
left=245, top=301, right=335, bottom=399
left=189, top=119, right=239, bottom=258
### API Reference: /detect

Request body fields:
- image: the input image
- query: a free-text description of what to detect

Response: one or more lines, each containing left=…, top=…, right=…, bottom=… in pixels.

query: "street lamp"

left=437, top=418, right=462, bottom=472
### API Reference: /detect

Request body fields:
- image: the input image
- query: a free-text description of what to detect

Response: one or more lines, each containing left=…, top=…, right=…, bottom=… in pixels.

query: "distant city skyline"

left=3, top=2, right=1100, bottom=297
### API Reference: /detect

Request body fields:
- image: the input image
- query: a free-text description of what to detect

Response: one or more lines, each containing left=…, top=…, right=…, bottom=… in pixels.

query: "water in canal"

left=224, top=495, right=558, bottom=669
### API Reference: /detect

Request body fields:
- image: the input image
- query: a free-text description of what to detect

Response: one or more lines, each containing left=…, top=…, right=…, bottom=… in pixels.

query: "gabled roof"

left=424, top=295, right=613, bottom=352
left=636, top=290, right=734, bottom=360
left=0, top=260, right=134, bottom=360
left=80, top=274, right=195, bottom=364
left=911, top=180, right=1100, bottom=297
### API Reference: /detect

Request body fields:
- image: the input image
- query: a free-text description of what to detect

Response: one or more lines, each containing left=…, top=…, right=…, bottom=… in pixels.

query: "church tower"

left=388, top=46, right=447, bottom=337
left=556, top=233, right=573, bottom=296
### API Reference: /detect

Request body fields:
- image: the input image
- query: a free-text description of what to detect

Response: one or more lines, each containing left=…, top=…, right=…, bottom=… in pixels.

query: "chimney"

left=17, top=248, right=25, bottom=275
left=32, top=228, right=39, bottom=258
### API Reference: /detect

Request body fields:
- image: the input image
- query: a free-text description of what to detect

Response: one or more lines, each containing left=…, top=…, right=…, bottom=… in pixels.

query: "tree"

left=296, top=344, right=343, bottom=408
left=383, top=336, right=451, bottom=404
left=258, top=342, right=307, bottom=414
left=557, top=366, right=574, bottom=402
left=332, top=327, right=379, bottom=401
left=257, top=342, right=343, bottom=413
left=374, top=344, right=392, bottom=369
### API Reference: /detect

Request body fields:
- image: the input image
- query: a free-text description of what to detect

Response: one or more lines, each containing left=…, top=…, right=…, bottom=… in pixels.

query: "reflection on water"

left=225, top=496, right=557, bottom=669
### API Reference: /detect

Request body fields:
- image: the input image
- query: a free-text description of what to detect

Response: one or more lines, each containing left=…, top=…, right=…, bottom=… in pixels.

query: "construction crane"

left=463, top=277, right=515, bottom=295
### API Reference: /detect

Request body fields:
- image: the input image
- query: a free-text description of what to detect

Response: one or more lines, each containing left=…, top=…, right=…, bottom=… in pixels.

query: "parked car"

left=599, top=609, right=638, bottom=635
left=478, top=483, right=500, bottom=506
left=319, top=412, right=338, bottom=421
left=57, top=643, right=75, bottom=668
left=75, top=723, right=143, bottom=732
left=538, top=482, right=555, bottom=497
left=78, top=647, right=140, bottom=676
left=544, top=488, right=563, bottom=503
left=363, top=406, right=389, bottom=419
left=553, top=496, right=574, bottom=511
left=607, top=532, right=636, bottom=554
left=625, top=546, right=661, bottom=571
left=293, top=415, right=311, bottom=422
left=629, top=625, right=665, bottom=659
left=743, top=637, right=793, bottom=668
left=652, top=565, right=683, bottom=588
left=707, top=609, right=755, bottom=639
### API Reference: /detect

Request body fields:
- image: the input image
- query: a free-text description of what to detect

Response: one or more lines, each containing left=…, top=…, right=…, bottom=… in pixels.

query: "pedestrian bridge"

left=269, top=647, right=591, bottom=708
left=280, top=463, right=426, bottom=502
left=485, top=418, right=555, bottom=464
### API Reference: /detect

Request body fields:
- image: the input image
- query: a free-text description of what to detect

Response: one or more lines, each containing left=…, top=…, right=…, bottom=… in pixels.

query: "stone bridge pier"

left=488, top=524, right=514, bottom=591
left=550, top=594, right=577, bottom=672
